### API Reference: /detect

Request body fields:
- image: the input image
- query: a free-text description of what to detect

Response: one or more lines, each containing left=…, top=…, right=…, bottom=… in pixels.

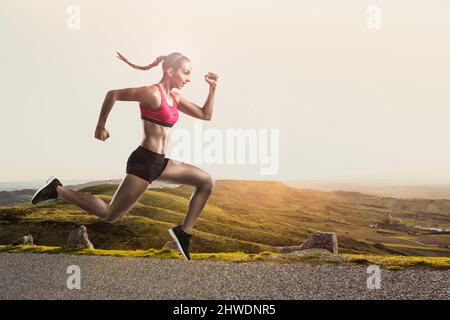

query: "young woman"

left=31, top=51, right=219, bottom=260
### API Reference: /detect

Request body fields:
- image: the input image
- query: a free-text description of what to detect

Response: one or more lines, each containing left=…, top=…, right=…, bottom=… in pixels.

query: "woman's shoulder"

left=147, top=84, right=162, bottom=98
left=137, top=85, right=160, bottom=108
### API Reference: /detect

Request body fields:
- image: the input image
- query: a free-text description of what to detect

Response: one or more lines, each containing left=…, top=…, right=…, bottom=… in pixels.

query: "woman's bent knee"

left=102, top=209, right=126, bottom=224
left=200, top=176, right=215, bottom=193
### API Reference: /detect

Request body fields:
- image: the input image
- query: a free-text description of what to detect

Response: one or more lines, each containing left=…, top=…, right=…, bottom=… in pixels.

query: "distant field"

left=0, top=180, right=449, bottom=256
left=282, top=179, right=450, bottom=200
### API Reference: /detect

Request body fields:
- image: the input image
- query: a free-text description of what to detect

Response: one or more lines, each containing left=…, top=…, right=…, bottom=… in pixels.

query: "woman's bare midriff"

left=140, top=120, right=171, bottom=154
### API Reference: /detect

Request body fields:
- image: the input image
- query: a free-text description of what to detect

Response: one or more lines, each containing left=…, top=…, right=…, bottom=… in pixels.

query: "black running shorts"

left=126, top=145, right=170, bottom=183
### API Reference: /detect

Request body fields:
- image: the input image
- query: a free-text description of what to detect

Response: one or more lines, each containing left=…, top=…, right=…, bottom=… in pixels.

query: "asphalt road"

left=0, top=253, right=448, bottom=300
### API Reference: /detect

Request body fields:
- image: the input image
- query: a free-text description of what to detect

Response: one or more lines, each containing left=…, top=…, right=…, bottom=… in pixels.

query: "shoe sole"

left=31, top=176, right=58, bottom=205
left=168, top=229, right=190, bottom=261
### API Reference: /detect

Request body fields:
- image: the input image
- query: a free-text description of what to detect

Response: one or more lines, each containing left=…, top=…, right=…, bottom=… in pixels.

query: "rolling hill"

left=0, top=180, right=449, bottom=256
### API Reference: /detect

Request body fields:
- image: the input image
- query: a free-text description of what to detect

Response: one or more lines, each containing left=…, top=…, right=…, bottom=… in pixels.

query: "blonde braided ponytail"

left=116, top=51, right=166, bottom=71
left=115, top=51, right=189, bottom=71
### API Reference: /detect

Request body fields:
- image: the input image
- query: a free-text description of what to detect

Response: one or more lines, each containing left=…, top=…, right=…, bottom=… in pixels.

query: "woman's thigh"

left=155, top=159, right=214, bottom=187
left=108, top=173, right=149, bottom=221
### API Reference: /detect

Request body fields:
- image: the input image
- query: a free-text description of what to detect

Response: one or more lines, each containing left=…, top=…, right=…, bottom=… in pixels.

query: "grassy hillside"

left=0, top=180, right=449, bottom=256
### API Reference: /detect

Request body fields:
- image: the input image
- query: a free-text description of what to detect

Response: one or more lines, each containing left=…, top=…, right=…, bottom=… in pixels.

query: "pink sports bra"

left=139, top=84, right=179, bottom=127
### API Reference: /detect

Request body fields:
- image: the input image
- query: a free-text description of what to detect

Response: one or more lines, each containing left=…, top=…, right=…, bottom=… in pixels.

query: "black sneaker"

left=31, top=176, right=63, bottom=205
left=168, top=225, right=192, bottom=260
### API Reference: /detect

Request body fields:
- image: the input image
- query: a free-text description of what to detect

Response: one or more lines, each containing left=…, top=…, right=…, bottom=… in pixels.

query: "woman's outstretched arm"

left=95, top=86, right=157, bottom=141
left=97, top=86, right=155, bottom=126
left=175, top=72, right=219, bottom=121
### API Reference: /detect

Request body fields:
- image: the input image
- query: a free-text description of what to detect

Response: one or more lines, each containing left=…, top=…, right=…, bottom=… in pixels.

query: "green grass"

left=1, top=245, right=449, bottom=269
left=344, top=253, right=450, bottom=270
left=0, top=244, right=181, bottom=259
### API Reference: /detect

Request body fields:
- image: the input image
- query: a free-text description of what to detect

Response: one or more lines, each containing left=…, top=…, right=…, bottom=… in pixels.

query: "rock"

left=275, top=232, right=338, bottom=254
left=299, top=232, right=338, bottom=254
left=162, top=241, right=180, bottom=252
left=67, top=225, right=94, bottom=249
left=13, top=234, right=33, bottom=245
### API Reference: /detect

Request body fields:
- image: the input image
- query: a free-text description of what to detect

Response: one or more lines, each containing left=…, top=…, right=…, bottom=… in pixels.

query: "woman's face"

left=171, top=60, right=192, bottom=89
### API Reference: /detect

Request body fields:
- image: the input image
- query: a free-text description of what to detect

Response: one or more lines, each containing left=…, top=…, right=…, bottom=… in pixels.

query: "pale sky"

left=1, top=0, right=450, bottom=184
